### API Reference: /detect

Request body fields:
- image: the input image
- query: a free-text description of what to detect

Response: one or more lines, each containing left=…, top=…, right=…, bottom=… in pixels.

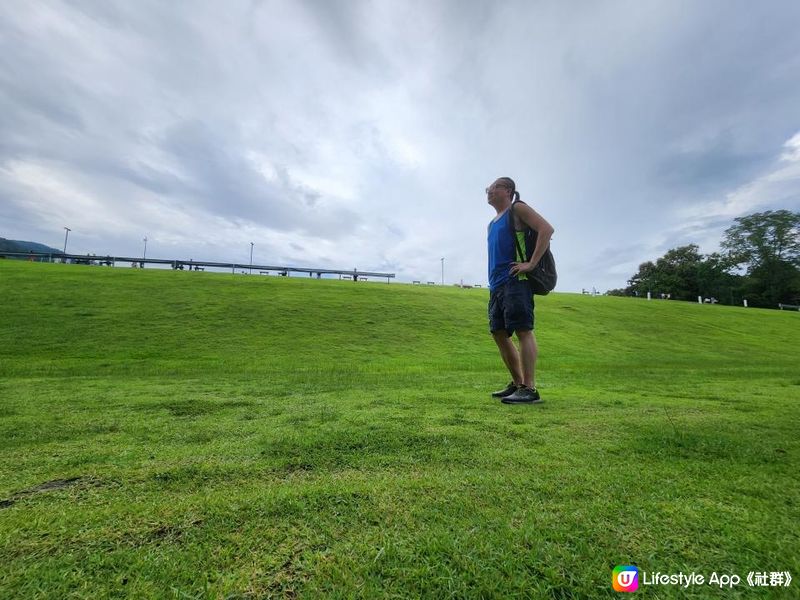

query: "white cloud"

left=678, top=131, right=800, bottom=218
left=663, top=130, right=800, bottom=259
left=781, top=131, right=800, bottom=162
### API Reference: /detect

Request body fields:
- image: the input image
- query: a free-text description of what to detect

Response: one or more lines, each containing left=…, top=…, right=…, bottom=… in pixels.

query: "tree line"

left=608, top=210, right=800, bottom=308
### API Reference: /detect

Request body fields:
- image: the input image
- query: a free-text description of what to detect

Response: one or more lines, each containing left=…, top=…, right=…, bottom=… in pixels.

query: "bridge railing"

left=0, top=252, right=396, bottom=282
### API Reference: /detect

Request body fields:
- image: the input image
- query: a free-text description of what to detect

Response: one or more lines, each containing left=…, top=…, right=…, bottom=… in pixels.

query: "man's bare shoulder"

left=512, top=200, right=553, bottom=233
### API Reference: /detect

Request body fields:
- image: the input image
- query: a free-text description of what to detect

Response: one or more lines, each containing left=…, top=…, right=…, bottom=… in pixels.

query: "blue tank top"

left=488, top=209, right=528, bottom=291
left=488, top=210, right=514, bottom=291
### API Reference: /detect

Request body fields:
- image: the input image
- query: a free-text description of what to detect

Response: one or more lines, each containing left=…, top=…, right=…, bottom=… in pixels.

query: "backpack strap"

left=508, top=200, right=527, bottom=263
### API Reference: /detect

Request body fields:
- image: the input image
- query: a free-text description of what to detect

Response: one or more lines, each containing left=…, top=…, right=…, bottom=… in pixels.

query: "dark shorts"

left=489, top=277, right=534, bottom=336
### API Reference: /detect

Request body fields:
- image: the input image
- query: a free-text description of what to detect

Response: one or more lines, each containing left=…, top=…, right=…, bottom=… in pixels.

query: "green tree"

left=743, top=257, right=800, bottom=307
left=626, top=260, right=657, bottom=297
left=721, top=210, right=800, bottom=268
left=626, top=245, right=709, bottom=301
left=654, top=245, right=704, bottom=301
left=696, top=252, right=744, bottom=305
left=721, top=210, right=800, bottom=307
left=624, top=246, right=744, bottom=304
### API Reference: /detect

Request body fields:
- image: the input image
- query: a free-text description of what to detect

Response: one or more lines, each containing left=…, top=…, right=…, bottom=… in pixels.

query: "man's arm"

left=509, top=202, right=555, bottom=276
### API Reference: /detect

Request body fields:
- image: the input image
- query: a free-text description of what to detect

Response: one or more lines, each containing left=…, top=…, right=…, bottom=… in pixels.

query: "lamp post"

left=441, top=257, right=444, bottom=286
left=249, top=242, right=254, bottom=274
left=143, top=236, right=148, bottom=260
left=63, top=227, right=71, bottom=254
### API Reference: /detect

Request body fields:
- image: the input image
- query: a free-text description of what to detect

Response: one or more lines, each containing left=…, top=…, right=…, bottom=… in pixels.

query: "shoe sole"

left=501, top=398, right=543, bottom=405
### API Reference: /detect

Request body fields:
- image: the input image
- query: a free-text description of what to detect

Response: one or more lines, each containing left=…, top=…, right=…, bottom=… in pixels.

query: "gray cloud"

left=653, top=133, right=772, bottom=194
left=1, top=0, right=800, bottom=290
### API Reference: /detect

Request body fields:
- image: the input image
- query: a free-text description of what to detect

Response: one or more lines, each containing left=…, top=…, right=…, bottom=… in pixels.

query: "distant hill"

left=0, top=238, right=62, bottom=255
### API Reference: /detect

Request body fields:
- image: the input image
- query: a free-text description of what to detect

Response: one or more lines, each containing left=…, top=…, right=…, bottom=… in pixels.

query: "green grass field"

left=1, top=260, right=798, bottom=598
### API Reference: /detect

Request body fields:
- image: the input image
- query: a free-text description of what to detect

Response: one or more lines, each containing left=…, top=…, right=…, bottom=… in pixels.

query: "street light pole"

left=143, top=236, right=148, bottom=260
left=63, top=227, right=71, bottom=254
left=441, top=257, right=444, bottom=286
left=250, top=242, right=254, bottom=274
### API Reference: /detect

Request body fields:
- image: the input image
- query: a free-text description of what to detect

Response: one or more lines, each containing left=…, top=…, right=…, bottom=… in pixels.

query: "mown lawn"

left=1, top=260, right=798, bottom=598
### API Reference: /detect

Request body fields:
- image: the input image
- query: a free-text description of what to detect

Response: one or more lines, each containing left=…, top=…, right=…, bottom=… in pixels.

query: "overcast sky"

left=2, top=0, right=800, bottom=291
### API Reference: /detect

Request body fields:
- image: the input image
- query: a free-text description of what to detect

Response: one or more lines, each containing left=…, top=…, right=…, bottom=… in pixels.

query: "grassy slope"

left=1, top=261, right=798, bottom=599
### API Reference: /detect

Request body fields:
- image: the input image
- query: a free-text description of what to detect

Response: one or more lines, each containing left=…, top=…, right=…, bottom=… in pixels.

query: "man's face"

left=486, top=181, right=510, bottom=205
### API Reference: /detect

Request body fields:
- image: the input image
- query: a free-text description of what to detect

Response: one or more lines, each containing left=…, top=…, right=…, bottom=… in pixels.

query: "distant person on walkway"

left=486, top=177, right=554, bottom=404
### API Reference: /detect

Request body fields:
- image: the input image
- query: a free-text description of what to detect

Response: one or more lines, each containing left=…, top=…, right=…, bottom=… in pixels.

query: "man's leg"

left=515, top=329, right=538, bottom=389
left=500, top=283, right=541, bottom=404
left=492, top=330, right=523, bottom=384
left=502, top=329, right=542, bottom=404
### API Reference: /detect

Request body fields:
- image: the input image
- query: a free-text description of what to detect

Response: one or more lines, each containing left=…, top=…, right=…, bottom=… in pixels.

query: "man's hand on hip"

left=509, top=261, right=534, bottom=276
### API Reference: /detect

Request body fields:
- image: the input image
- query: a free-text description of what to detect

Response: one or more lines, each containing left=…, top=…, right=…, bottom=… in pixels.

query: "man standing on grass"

left=486, top=177, right=554, bottom=404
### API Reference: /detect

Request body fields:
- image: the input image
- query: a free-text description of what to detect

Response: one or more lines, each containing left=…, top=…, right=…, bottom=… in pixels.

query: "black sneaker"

left=491, top=382, right=519, bottom=398
left=501, top=386, right=542, bottom=404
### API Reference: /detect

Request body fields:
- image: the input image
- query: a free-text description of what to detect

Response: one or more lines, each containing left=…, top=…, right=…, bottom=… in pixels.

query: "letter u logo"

left=613, top=566, right=639, bottom=592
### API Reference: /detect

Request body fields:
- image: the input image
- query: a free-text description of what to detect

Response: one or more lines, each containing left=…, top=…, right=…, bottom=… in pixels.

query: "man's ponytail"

left=498, top=177, right=519, bottom=202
